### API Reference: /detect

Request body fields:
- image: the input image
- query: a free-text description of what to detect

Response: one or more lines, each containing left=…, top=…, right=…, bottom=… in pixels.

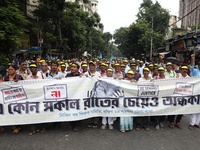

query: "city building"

left=26, top=0, right=98, bottom=18
left=165, top=15, right=186, bottom=39
left=179, top=0, right=200, bottom=29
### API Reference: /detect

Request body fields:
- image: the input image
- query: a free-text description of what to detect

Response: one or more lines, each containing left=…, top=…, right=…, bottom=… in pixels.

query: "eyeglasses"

left=21, top=64, right=27, bottom=66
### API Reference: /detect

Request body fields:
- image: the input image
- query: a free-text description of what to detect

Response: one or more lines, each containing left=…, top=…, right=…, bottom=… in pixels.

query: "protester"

left=153, top=67, right=166, bottom=130
left=164, top=62, right=176, bottom=78
left=84, top=61, right=101, bottom=128
left=47, top=61, right=64, bottom=79
left=3, top=65, right=24, bottom=133
left=168, top=65, right=190, bottom=129
left=26, top=63, right=47, bottom=135
left=120, top=64, right=126, bottom=78
left=120, top=70, right=135, bottom=133
left=101, top=68, right=116, bottom=130
left=60, top=64, right=67, bottom=76
left=188, top=54, right=200, bottom=130
left=66, top=63, right=81, bottom=131
left=99, top=63, right=107, bottom=77
left=130, top=63, right=141, bottom=81
left=136, top=67, right=152, bottom=131
left=113, top=63, right=123, bottom=79
left=16, top=60, right=30, bottom=80
left=40, top=62, right=49, bottom=77
left=80, top=62, right=88, bottom=75
left=137, top=61, right=145, bottom=76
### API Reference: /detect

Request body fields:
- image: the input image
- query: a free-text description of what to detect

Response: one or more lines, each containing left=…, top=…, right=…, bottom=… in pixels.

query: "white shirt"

left=177, top=73, right=190, bottom=78
left=26, top=72, right=47, bottom=80
left=138, top=77, right=152, bottom=83
left=138, top=65, right=145, bottom=76
left=84, top=71, right=101, bottom=77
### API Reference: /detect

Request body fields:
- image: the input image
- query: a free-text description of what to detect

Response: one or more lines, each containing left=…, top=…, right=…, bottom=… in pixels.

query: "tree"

left=114, top=20, right=164, bottom=59
left=137, top=0, right=170, bottom=35
left=113, top=0, right=169, bottom=59
left=32, top=0, right=105, bottom=58
left=0, top=0, right=28, bottom=57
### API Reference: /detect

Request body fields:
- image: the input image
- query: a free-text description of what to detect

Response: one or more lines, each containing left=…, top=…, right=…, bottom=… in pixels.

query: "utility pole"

left=150, top=17, right=154, bottom=62
left=194, top=0, right=200, bottom=65
left=195, top=0, right=199, bottom=33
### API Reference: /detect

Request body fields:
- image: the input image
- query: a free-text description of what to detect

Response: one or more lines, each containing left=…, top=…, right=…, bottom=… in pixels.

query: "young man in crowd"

left=99, top=63, right=107, bottom=77
left=66, top=63, right=81, bottom=131
left=80, top=62, right=88, bottom=75
left=130, top=62, right=141, bottom=81
left=84, top=61, right=101, bottom=128
left=48, top=61, right=64, bottom=79
left=60, top=64, right=67, bottom=76
left=47, top=61, right=64, bottom=129
left=168, top=65, right=190, bottom=129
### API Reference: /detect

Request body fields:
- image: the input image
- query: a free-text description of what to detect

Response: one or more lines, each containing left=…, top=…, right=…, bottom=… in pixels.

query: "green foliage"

left=137, top=0, right=170, bottom=34
left=0, top=0, right=28, bottom=56
left=0, top=54, right=10, bottom=66
left=32, top=0, right=108, bottom=58
left=114, top=0, right=169, bottom=59
left=114, top=20, right=164, bottom=59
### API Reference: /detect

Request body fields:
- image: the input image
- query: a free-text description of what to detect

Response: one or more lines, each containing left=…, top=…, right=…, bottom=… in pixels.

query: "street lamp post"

left=150, top=17, right=154, bottom=62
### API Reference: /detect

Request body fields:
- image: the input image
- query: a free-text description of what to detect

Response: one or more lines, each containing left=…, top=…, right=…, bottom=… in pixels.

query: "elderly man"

left=16, top=60, right=30, bottom=80
left=164, top=62, right=176, bottom=78
left=26, top=63, right=47, bottom=135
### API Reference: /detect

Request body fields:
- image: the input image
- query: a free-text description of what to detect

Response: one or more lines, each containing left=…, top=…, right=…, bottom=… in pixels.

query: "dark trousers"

left=30, top=123, right=46, bottom=132
left=135, top=117, right=149, bottom=128
left=153, top=116, right=166, bottom=126
left=70, top=121, right=80, bottom=128
left=168, top=115, right=183, bottom=124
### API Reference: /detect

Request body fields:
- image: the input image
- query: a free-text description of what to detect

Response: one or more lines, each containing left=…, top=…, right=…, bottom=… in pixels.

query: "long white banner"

left=0, top=77, right=200, bottom=125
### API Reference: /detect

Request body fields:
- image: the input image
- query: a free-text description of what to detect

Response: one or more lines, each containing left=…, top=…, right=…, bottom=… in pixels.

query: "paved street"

left=0, top=115, right=200, bottom=150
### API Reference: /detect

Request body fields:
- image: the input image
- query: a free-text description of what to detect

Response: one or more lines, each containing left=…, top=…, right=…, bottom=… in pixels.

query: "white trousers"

left=190, top=113, right=200, bottom=125
left=102, top=117, right=116, bottom=125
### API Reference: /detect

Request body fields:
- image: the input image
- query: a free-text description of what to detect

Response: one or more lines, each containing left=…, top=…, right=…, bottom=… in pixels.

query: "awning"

left=28, top=47, right=39, bottom=52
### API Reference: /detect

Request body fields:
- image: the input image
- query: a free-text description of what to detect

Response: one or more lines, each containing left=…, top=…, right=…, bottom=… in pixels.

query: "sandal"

left=188, top=125, right=194, bottom=130
left=144, top=127, right=150, bottom=131
left=120, top=130, right=125, bottom=133
left=29, top=129, right=40, bottom=136
left=194, top=125, right=200, bottom=128
left=135, top=128, right=140, bottom=131
left=40, top=128, right=46, bottom=133
left=29, top=131, right=37, bottom=136
left=12, top=127, right=21, bottom=134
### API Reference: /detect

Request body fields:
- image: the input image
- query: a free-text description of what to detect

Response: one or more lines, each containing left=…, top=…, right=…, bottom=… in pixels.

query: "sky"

left=98, top=0, right=180, bottom=34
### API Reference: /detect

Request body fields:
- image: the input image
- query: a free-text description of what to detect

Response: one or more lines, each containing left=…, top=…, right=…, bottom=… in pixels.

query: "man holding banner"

left=66, top=63, right=81, bottom=131
left=26, top=63, right=47, bottom=135
left=168, top=65, right=190, bottom=129
left=188, top=54, right=200, bottom=129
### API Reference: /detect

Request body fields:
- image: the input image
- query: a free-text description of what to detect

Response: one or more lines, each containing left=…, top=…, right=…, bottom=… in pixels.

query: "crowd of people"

left=0, top=53, right=200, bottom=135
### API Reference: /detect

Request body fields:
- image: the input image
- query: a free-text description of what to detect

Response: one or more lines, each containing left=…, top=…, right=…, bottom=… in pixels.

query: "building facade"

left=26, top=0, right=98, bottom=18
left=165, top=15, right=185, bottom=39
left=179, top=0, right=200, bottom=29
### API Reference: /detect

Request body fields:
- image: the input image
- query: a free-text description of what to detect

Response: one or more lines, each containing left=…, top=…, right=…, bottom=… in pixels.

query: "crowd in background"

left=0, top=53, right=200, bottom=135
